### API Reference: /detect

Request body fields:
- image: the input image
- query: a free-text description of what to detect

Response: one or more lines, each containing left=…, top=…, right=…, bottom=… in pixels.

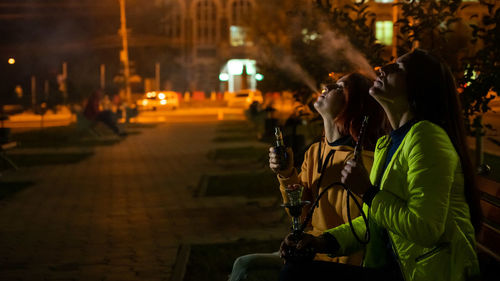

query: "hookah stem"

left=346, top=115, right=371, bottom=243
left=299, top=182, right=343, bottom=233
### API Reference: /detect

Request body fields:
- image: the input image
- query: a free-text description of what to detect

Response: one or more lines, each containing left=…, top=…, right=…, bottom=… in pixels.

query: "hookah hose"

left=299, top=116, right=371, bottom=244
left=299, top=181, right=370, bottom=244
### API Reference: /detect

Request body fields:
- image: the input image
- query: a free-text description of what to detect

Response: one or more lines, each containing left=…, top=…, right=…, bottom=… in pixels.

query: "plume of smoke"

left=257, top=47, right=319, bottom=93
left=280, top=56, right=319, bottom=93
left=318, top=29, right=377, bottom=80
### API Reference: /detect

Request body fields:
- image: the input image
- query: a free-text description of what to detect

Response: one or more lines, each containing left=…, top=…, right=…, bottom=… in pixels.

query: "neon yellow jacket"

left=325, top=121, right=480, bottom=281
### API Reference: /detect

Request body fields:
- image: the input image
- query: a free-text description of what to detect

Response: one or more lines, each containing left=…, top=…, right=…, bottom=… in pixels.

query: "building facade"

left=151, top=0, right=259, bottom=93
left=151, top=0, right=485, bottom=94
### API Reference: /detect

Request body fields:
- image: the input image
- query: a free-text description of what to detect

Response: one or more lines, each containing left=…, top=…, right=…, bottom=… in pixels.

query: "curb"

left=171, top=244, right=191, bottom=281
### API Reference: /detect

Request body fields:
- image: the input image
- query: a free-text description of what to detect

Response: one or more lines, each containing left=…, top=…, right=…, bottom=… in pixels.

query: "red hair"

left=334, top=73, right=388, bottom=151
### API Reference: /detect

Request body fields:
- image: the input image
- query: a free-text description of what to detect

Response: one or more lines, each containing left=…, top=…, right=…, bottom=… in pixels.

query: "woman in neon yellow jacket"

left=279, top=49, right=481, bottom=281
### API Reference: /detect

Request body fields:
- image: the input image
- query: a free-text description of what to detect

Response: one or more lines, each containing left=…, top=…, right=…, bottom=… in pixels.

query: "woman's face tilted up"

left=314, top=76, right=347, bottom=119
left=369, top=54, right=410, bottom=107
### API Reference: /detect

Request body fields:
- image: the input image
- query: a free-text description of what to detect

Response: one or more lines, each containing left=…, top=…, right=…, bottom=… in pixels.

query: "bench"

left=0, top=141, right=18, bottom=170
left=75, top=111, right=100, bottom=137
left=476, top=176, right=500, bottom=279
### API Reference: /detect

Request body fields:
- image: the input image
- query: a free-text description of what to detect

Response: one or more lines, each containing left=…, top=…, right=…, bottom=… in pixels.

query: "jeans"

left=229, top=252, right=283, bottom=281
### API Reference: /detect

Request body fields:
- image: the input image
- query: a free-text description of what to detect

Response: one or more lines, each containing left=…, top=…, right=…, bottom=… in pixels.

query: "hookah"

left=281, top=184, right=315, bottom=262
left=280, top=116, right=371, bottom=262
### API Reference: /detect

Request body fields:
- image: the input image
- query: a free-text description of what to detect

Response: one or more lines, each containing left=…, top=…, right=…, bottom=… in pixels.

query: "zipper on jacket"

left=414, top=242, right=449, bottom=263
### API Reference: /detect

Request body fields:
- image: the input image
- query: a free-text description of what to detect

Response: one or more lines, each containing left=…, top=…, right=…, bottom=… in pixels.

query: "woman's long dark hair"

left=333, top=73, right=389, bottom=151
left=402, top=49, right=482, bottom=232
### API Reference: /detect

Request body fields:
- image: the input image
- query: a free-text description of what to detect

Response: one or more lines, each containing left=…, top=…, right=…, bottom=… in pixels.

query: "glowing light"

left=219, top=73, right=229, bottom=81
left=228, top=60, right=244, bottom=75
left=158, top=93, right=166, bottom=100
left=142, top=99, right=148, bottom=106
left=8, top=58, right=15, bottom=64
left=374, top=66, right=381, bottom=72
left=160, top=99, right=167, bottom=105
left=245, top=61, right=256, bottom=75
left=375, top=21, right=393, bottom=46
left=255, top=73, right=264, bottom=81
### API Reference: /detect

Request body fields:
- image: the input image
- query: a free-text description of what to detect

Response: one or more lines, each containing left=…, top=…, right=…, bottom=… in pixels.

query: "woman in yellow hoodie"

left=229, top=72, right=388, bottom=281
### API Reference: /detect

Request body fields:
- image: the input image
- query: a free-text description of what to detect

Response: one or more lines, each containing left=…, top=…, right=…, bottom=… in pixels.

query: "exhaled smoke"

left=319, top=30, right=377, bottom=80
left=258, top=29, right=377, bottom=93
left=281, top=56, right=319, bottom=93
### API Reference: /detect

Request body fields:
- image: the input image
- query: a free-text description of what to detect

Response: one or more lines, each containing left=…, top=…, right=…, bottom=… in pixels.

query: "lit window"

left=231, top=0, right=252, bottom=26
left=195, top=0, right=217, bottom=43
left=230, top=26, right=248, bottom=46
left=229, top=0, right=253, bottom=46
left=376, top=21, right=393, bottom=46
left=161, top=2, right=182, bottom=38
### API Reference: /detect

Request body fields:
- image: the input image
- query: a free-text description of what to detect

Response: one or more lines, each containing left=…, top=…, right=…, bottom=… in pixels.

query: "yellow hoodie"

left=277, top=137, right=374, bottom=265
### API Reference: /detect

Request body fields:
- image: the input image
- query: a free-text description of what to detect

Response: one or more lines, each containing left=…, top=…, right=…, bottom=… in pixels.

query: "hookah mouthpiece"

left=353, top=116, right=369, bottom=161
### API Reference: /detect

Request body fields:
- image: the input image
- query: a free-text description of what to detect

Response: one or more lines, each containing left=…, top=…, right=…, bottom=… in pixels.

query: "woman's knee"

left=230, top=255, right=256, bottom=281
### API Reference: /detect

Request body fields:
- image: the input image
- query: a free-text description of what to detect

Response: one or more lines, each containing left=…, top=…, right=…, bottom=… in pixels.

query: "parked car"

left=227, top=89, right=263, bottom=108
left=137, top=91, right=179, bottom=111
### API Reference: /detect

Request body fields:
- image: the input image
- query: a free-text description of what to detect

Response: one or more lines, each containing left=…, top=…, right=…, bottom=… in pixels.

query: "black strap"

left=315, top=142, right=336, bottom=204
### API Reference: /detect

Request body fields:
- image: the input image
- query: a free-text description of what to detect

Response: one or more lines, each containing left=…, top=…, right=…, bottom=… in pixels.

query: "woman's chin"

left=313, top=100, right=322, bottom=110
left=369, top=86, right=382, bottom=97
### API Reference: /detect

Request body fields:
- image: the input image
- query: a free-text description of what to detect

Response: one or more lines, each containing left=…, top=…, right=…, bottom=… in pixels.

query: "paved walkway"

left=0, top=119, right=287, bottom=280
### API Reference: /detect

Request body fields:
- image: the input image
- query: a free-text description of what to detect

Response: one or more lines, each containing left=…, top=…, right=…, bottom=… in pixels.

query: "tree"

left=247, top=0, right=386, bottom=97
left=459, top=0, right=499, bottom=172
left=396, top=0, right=499, bottom=171
left=395, top=0, right=468, bottom=73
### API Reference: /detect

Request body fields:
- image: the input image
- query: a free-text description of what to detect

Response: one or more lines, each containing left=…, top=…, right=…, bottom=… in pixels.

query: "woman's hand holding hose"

left=341, top=158, right=371, bottom=196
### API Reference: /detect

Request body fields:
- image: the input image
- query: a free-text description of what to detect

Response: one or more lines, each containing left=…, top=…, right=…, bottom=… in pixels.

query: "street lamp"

left=119, top=0, right=131, bottom=104
left=8, top=58, right=15, bottom=64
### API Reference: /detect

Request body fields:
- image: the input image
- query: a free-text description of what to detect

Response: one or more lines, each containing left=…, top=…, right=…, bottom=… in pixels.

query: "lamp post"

left=119, top=0, right=131, bottom=104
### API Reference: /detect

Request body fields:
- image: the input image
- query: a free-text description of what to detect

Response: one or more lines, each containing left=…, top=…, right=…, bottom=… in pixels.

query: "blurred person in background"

left=83, top=90, right=126, bottom=136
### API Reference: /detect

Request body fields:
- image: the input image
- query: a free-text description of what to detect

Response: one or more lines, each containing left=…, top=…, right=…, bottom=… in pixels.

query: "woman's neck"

left=386, top=108, right=415, bottom=130
left=323, top=118, right=342, bottom=143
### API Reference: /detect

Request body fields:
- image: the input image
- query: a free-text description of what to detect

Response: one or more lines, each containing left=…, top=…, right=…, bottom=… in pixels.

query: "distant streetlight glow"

left=8, top=58, right=15, bottom=64
left=219, top=73, right=229, bottom=81
left=255, top=73, right=264, bottom=81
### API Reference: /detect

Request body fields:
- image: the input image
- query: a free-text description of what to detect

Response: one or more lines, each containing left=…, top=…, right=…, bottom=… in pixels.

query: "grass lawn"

left=184, top=239, right=282, bottom=281
left=213, top=120, right=260, bottom=143
left=208, top=146, right=268, bottom=163
left=215, top=121, right=256, bottom=134
left=10, top=125, right=123, bottom=148
left=212, top=134, right=258, bottom=143
left=201, top=171, right=279, bottom=198
left=6, top=152, right=94, bottom=167
left=0, top=181, right=34, bottom=200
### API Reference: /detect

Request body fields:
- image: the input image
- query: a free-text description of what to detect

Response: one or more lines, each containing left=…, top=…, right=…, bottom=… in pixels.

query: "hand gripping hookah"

left=281, top=116, right=371, bottom=262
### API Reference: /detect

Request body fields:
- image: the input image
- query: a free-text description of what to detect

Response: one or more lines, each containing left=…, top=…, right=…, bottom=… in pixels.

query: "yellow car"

left=227, top=89, right=263, bottom=108
left=138, top=91, right=179, bottom=111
